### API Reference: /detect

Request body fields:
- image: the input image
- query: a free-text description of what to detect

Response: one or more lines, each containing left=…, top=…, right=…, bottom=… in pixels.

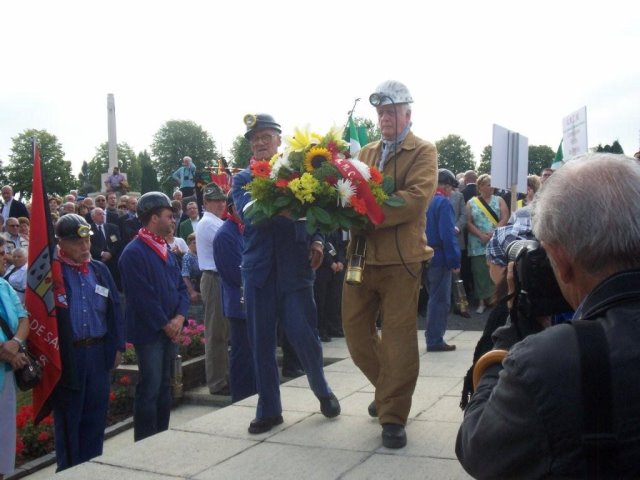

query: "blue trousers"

left=228, top=316, right=257, bottom=403
left=53, top=343, right=110, bottom=471
left=133, top=335, right=177, bottom=441
left=425, top=265, right=452, bottom=348
left=244, top=278, right=332, bottom=419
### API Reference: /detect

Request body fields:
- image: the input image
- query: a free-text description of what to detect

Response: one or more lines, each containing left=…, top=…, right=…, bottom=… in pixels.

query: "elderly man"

left=1, top=186, right=29, bottom=221
left=3, top=247, right=27, bottom=303
left=341, top=80, right=437, bottom=449
left=2, top=218, right=28, bottom=258
left=172, top=156, right=196, bottom=197
left=90, top=207, right=122, bottom=290
left=232, top=113, right=339, bottom=434
left=457, top=153, right=640, bottom=478
left=178, top=201, right=200, bottom=240
left=50, top=214, right=125, bottom=470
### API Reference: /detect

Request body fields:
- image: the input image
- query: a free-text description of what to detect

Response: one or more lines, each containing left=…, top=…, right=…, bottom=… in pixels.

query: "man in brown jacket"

left=342, top=80, right=437, bottom=449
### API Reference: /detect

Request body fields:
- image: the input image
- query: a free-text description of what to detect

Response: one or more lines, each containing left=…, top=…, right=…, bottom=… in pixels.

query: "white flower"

left=335, top=178, right=356, bottom=207
left=348, top=158, right=372, bottom=181
left=270, top=153, right=291, bottom=179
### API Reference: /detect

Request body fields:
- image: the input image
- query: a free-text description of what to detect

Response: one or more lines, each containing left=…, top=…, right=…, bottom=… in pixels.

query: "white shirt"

left=195, top=211, right=223, bottom=271
left=4, top=263, right=27, bottom=303
left=168, top=236, right=188, bottom=255
left=1, top=199, right=12, bottom=220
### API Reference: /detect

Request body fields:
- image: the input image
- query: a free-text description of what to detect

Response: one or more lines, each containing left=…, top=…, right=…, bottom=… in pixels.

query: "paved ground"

left=30, top=323, right=483, bottom=480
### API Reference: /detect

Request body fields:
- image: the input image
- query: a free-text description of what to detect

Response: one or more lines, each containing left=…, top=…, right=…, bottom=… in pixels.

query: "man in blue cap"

left=232, top=113, right=340, bottom=434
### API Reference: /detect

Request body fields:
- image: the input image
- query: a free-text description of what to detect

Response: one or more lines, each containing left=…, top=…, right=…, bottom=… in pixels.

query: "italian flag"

left=348, top=115, right=361, bottom=157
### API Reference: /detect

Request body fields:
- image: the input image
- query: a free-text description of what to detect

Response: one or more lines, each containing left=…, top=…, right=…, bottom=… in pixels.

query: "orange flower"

left=369, top=167, right=383, bottom=184
left=350, top=196, right=367, bottom=214
left=275, top=179, right=289, bottom=189
left=251, top=160, right=272, bottom=178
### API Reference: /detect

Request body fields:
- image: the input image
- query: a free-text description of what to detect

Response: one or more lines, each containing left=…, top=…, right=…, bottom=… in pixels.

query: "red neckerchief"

left=435, top=187, right=449, bottom=197
left=138, top=227, right=168, bottom=262
left=224, top=211, right=244, bottom=235
left=57, top=247, right=90, bottom=274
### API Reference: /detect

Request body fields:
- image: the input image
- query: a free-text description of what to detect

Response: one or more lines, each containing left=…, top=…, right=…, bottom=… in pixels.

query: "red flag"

left=25, top=141, right=63, bottom=422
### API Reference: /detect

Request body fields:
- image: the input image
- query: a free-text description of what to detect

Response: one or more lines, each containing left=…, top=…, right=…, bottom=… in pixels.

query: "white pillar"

left=107, top=93, right=118, bottom=170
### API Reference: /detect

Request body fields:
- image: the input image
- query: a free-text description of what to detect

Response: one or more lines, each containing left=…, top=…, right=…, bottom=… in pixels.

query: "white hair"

left=532, top=153, right=640, bottom=274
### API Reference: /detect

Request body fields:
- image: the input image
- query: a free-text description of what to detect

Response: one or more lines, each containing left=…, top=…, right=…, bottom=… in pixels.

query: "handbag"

left=0, top=315, right=43, bottom=391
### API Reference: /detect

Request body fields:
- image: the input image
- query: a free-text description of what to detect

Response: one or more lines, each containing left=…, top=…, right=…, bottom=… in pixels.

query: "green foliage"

left=595, top=140, right=624, bottom=154
left=151, top=120, right=217, bottom=195
left=528, top=145, right=555, bottom=175
left=230, top=135, right=252, bottom=169
left=478, top=145, right=492, bottom=174
left=435, top=134, right=476, bottom=174
left=139, top=150, right=160, bottom=194
left=7, top=129, right=77, bottom=199
left=81, top=142, right=139, bottom=192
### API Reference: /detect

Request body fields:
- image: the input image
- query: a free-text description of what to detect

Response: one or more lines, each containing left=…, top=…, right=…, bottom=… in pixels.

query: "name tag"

left=110, top=234, right=118, bottom=242
left=95, top=284, right=109, bottom=298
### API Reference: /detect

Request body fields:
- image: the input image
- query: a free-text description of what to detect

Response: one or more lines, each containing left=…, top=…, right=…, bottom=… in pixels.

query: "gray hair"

left=532, top=153, right=640, bottom=274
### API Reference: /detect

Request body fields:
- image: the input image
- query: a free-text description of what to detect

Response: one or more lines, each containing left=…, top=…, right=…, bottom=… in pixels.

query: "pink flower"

left=181, top=337, right=192, bottom=346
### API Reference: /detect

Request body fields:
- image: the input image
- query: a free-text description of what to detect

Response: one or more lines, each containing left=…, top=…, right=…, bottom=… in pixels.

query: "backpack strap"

left=571, top=320, right=618, bottom=478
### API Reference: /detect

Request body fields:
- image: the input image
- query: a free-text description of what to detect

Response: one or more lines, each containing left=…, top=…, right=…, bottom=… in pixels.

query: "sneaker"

left=476, top=305, right=486, bottom=314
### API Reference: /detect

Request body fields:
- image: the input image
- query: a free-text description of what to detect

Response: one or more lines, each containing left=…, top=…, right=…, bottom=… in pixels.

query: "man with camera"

left=456, top=153, right=640, bottom=478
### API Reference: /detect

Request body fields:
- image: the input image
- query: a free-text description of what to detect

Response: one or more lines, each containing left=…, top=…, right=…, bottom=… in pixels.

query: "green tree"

left=528, top=145, right=555, bottom=175
left=595, top=140, right=624, bottom=154
left=78, top=161, right=93, bottom=196
left=355, top=117, right=380, bottom=145
left=151, top=120, right=217, bottom=195
left=435, top=134, right=475, bottom=174
left=7, top=129, right=77, bottom=199
left=230, top=135, right=252, bottom=169
left=139, top=150, right=160, bottom=194
left=478, top=145, right=492, bottom=174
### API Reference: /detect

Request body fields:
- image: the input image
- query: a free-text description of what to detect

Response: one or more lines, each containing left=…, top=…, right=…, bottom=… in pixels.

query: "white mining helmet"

left=369, top=80, right=414, bottom=106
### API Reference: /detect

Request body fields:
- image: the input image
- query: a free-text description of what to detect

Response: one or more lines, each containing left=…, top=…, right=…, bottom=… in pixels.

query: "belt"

left=202, top=270, right=218, bottom=275
left=73, top=336, right=106, bottom=348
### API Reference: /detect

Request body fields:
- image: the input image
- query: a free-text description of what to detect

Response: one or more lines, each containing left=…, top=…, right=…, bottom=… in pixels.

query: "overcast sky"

left=1, top=0, right=638, bottom=176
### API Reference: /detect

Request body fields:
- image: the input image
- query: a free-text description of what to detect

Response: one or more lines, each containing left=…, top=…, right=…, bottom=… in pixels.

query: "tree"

left=595, top=140, right=624, bottom=154
left=7, top=129, right=77, bottom=199
left=78, top=161, right=93, bottom=196
left=435, top=134, right=475, bottom=174
left=478, top=145, right=492, bottom=174
left=528, top=145, right=555, bottom=175
left=355, top=117, right=380, bottom=145
left=151, top=120, right=217, bottom=195
left=81, top=142, right=139, bottom=193
left=229, top=135, right=252, bottom=169
left=139, top=150, right=160, bottom=194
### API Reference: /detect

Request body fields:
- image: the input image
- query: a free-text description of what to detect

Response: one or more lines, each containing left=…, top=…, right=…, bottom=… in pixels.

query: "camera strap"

left=571, top=320, right=618, bottom=478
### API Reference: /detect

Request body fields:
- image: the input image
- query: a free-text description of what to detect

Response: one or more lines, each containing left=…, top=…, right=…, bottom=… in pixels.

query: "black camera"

left=505, top=239, right=571, bottom=324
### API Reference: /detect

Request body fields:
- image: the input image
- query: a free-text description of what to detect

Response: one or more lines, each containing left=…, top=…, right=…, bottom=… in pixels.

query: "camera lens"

left=505, top=239, right=539, bottom=263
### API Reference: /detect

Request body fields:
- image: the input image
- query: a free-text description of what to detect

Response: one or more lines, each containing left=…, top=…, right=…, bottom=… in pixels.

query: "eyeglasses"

left=250, top=133, right=276, bottom=144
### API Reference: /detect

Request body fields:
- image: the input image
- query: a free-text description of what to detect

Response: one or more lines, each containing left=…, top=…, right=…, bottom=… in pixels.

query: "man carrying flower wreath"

left=342, top=80, right=438, bottom=449
left=231, top=113, right=340, bottom=434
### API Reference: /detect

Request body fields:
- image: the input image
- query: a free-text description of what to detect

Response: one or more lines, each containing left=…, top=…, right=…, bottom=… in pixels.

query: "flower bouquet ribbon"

left=243, top=125, right=404, bottom=234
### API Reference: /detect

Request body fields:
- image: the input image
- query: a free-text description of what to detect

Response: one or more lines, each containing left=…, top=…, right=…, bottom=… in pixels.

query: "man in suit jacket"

left=232, top=113, right=339, bottom=435
left=1, top=185, right=29, bottom=221
left=178, top=201, right=200, bottom=240
left=461, top=170, right=478, bottom=203
left=90, top=208, right=123, bottom=290
left=118, top=196, right=142, bottom=244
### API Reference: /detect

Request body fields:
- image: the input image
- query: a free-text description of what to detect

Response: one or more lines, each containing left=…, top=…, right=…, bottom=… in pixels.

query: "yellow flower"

left=285, top=126, right=321, bottom=152
left=288, top=173, right=320, bottom=203
left=304, top=147, right=332, bottom=172
left=325, top=125, right=349, bottom=149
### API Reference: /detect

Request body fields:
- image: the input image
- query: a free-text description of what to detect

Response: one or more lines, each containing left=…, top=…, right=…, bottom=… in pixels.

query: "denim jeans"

left=425, top=265, right=453, bottom=348
left=133, top=335, right=177, bottom=441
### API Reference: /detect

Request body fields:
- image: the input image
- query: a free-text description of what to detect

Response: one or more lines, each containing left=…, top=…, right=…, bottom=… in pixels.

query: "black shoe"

left=319, top=393, right=341, bottom=418
left=427, top=343, right=456, bottom=352
left=328, top=329, right=345, bottom=338
left=282, top=368, right=304, bottom=378
left=320, top=334, right=332, bottom=342
left=368, top=400, right=378, bottom=417
left=248, top=415, right=284, bottom=434
left=382, top=423, right=407, bottom=449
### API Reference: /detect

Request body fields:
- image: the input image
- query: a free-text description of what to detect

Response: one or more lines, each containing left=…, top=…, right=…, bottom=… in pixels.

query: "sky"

left=1, top=0, right=639, bottom=177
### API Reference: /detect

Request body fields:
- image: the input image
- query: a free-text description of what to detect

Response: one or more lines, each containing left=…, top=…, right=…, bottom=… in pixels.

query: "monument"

left=101, top=93, right=127, bottom=193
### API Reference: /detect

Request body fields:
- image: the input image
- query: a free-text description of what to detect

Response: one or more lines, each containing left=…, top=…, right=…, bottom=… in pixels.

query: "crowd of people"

left=2, top=83, right=640, bottom=478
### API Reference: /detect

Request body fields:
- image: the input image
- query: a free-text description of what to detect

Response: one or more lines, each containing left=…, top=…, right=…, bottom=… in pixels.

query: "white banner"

left=562, top=106, right=588, bottom=159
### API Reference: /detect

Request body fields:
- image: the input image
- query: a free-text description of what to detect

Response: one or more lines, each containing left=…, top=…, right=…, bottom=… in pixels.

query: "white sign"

left=562, top=106, right=588, bottom=159
left=491, top=124, right=528, bottom=193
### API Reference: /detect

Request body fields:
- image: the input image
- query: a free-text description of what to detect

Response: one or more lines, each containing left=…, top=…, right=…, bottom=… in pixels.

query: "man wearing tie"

left=90, top=208, right=122, bottom=290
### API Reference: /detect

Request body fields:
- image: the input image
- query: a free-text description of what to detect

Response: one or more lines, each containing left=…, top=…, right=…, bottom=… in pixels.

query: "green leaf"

left=309, top=206, right=331, bottom=224
left=385, top=195, right=406, bottom=207
left=273, top=196, right=291, bottom=208
left=382, top=176, right=395, bottom=194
